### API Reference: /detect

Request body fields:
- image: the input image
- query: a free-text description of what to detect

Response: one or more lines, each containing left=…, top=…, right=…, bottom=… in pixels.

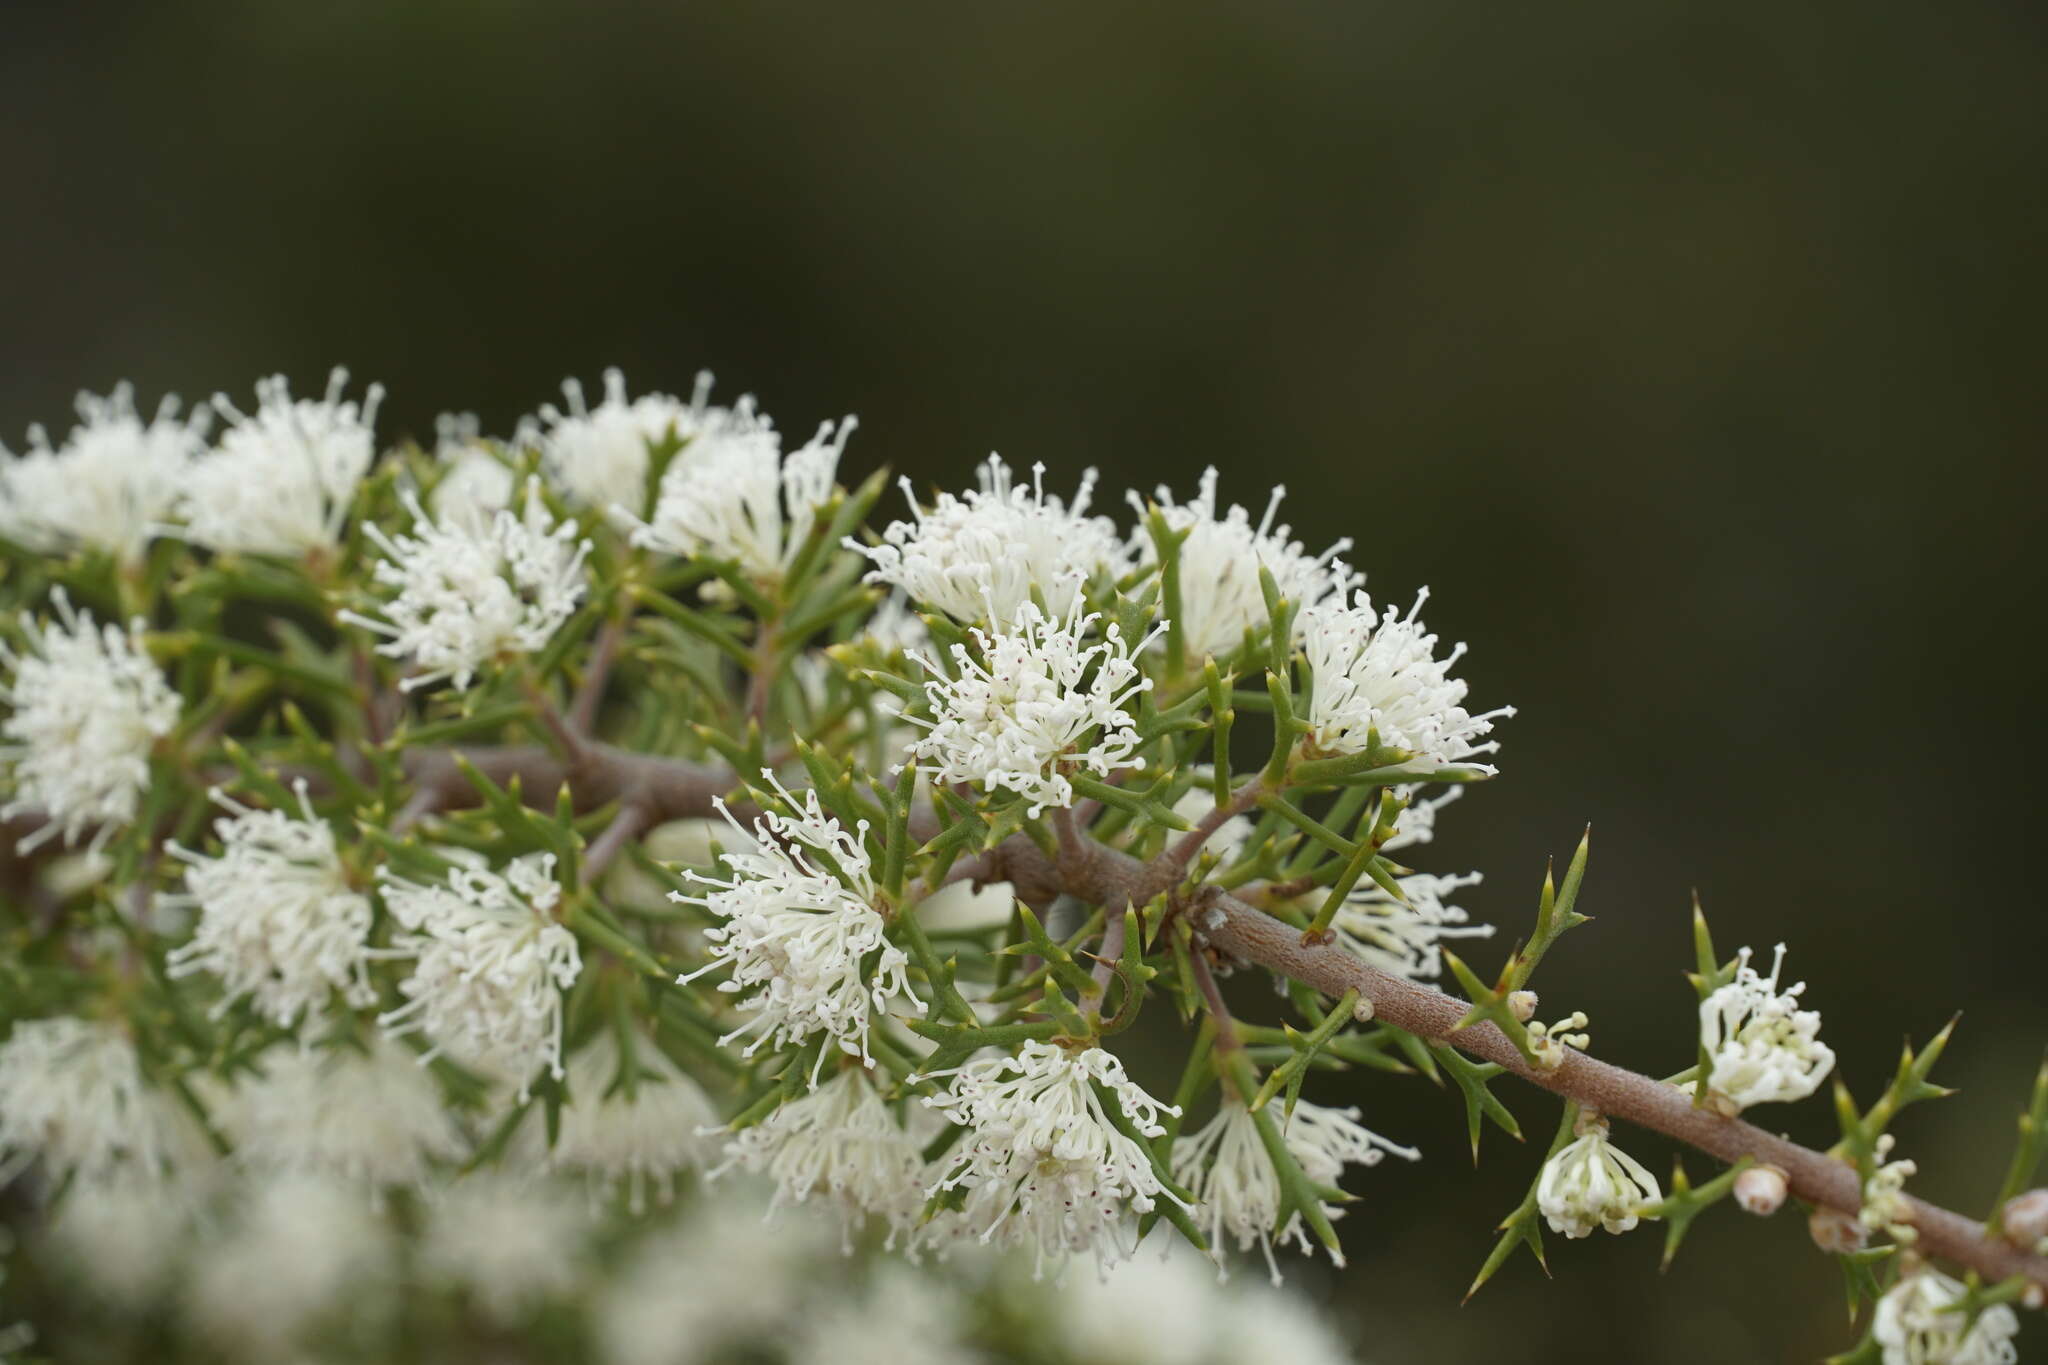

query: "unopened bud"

left=1507, top=990, right=1538, bottom=1023
left=1733, top=1165, right=1788, bottom=1217
left=2000, top=1188, right=2048, bottom=1251
left=2023, top=1282, right=2044, bottom=1312
left=1808, top=1205, right=1867, bottom=1255
left=1352, top=994, right=1375, bottom=1023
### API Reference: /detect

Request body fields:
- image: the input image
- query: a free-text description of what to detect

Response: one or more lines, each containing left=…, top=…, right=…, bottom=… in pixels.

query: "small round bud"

left=1352, top=994, right=1375, bottom=1023
left=1508, top=990, right=1538, bottom=1023
left=2022, top=1282, right=2044, bottom=1312
left=1809, top=1205, right=1867, bottom=1255
left=1999, top=1188, right=2048, bottom=1251
left=1733, top=1165, right=1788, bottom=1217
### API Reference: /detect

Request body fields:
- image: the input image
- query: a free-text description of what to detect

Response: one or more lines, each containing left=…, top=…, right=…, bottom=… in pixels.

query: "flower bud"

left=1999, top=1188, right=2048, bottom=1251
left=1733, top=1165, right=1788, bottom=1217
left=1507, top=990, right=1538, bottom=1023
left=1809, top=1205, right=1867, bottom=1255
left=1351, top=994, right=1376, bottom=1023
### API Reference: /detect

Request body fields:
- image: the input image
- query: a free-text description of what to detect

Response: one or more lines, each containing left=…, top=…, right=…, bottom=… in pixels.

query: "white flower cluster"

left=1695, top=942, right=1835, bottom=1111
left=1329, top=868, right=1490, bottom=983
left=533, top=368, right=712, bottom=517
left=854, top=456, right=1127, bottom=625
left=212, top=1036, right=465, bottom=1190
left=187, top=1170, right=392, bottom=1358
left=377, top=852, right=583, bottom=1097
left=631, top=402, right=856, bottom=583
left=180, top=369, right=383, bottom=557
left=908, top=602, right=1155, bottom=816
left=1, top=590, right=180, bottom=852
left=341, top=480, right=590, bottom=692
left=1872, top=1267, right=2021, bottom=1365
left=1301, top=588, right=1511, bottom=768
left=1132, top=468, right=1359, bottom=659
left=419, top=1173, right=593, bottom=1326
left=0, top=384, right=208, bottom=560
left=164, top=783, right=376, bottom=1026
left=514, top=1032, right=718, bottom=1212
left=715, top=1065, right=933, bottom=1249
left=1536, top=1115, right=1663, bottom=1239
left=1173, top=1097, right=1418, bottom=1284
left=0, top=1016, right=202, bottom=1189
left=673, top=783, right=919, bottom=1072
left=922, top=1040, right=1183, bottom=1276
left=1860, top=1133, right=1919, bottom=1244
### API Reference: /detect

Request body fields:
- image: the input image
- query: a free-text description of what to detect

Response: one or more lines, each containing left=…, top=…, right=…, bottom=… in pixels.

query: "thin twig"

left=569, top=616, right=627, bottom=735
left=583, top=802, right=653, bottom=882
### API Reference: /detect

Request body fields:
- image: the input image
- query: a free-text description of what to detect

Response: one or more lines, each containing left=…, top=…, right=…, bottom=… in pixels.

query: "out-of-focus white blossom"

left=1694, top=942, right=1835, bottom=1111
left=419, top=1173, right=592, bottom=1326
left=186, top=1170, right=392, bottom=1358
left=790, top=1263, right=985, bottom=1365
left=430, top=413, right=517, bottom=527
left=1170, top=782, right=1254, bottom=870
left=1131, top=468, right=1359, bottom=659
left=164, top=782, right=375, bottom=1026
left=0, top=384, right=207, bottom=560
left=0, top=1016, right=203, bottom=1189
left=180, top=368, right=383, bottom=557
left=1, top=590, right=180, bottom=852
left=340, top=479, right=590, bottom=692
left=1873, top=1267, right=2021, bottom=1365
left=1379, top=786, right=1461, bottom=853
left=922, top=1040, right=1182, bottom=1276
left=1536, top=1116, right=1662, bottom=1238
left=862, top=591, right=931, bottom=655
left=673, top=782, right=918, bottom=1074
left=631, top=402, right=855, bottom=582
left=852, top=456, right=1127, bottom=625
left=1300, top=588, right=1510, bottom=769
left=1173, top=1098, right=1417, bottom=1284
left=596, top=1189, right=837, bottom=1365
left=715, top=1066, right=932, bottom=1249
left=1329, top=869, right=1490, bottom=983
left=377, top=852, right=582, bottom=1098
left=513, top=1032, right=718, bottom=1212
left=532, top=368, right=711, bottom=517
left=907, top=601, right=1155, bottom=817
left=213, top=1036, right=464, bottom=1189
left=42, top=1171, right=206, bottom=1308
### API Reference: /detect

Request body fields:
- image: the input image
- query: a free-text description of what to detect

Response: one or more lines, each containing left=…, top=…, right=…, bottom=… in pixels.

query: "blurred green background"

left=3, top=2, right=2044, bottom=1360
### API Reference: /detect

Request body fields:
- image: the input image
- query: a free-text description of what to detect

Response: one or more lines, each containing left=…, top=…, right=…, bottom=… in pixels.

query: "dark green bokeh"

left=3, top=3, right=2044, bottom=1360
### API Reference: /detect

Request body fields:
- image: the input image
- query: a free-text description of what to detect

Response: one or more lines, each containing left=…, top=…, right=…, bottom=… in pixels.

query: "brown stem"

left=321, top=739, right=2048, bottom=1291
left=569, top=616, right=627, bottom=734
left=583, top=803, right=653, bottom=882
left=1157, top=776, right=1264, bottom=882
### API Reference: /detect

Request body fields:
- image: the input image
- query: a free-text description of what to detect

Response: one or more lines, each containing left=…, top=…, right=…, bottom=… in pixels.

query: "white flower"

left=1, top=590, right=180, bottom=852
left=181, top=368, right=383, bottom=557
left=0, top=384, right=207, bottom=560
left=631, top=403, right=855, bottom=582
left=376, top=852, right=583, bottom=1098
left=429, top=413, right=517, bottom=528
left=213, top=1036, right=465, bottom=1189
left=672, top=780, right=919, bottom=1072
left=1536, top=1116, right=1662, bottom=1238
left=1330, top=869, right=1490, bottom=982
left=1380, top=785, right=1461, bottom=853
left=0, top=1017, right=203, bottom=1188
left=419, top=1173, right=592, bottom=1326
left=42, top=1171, right=207, bottom=1308
left=715, top=1066, right=933, bottom=1249
left=1695, top=942, right=1835, bottom=1110
left=1873, top=1267, right=2021, bottom=1365
left=186, top=1170, right=392, bottom=1358
left=1861, top=1133, right=1920, bottom=1244
left=1300, top=589, right=1511, bottom=769
left=1055, top=1235, right=1231, bottom=1365
left=852, top=456, right=1128, bottom=625
left=907, top=601, right=1155, bottom=816
left=513, top=1031, right=718, bottom=1212
left=922, top=1040, right=1183, bottom=1276
left=340, top=479, right=590, bottom=692
left=862, top=591, right=931, bottom=655
left=1172, top=1098, right=1418, bottom=1284
left=1131, top=468, right=1360, bottom=660
left=532, top=367, right=711, bottom=516
left=164, top=782, right=375, bottom=1027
